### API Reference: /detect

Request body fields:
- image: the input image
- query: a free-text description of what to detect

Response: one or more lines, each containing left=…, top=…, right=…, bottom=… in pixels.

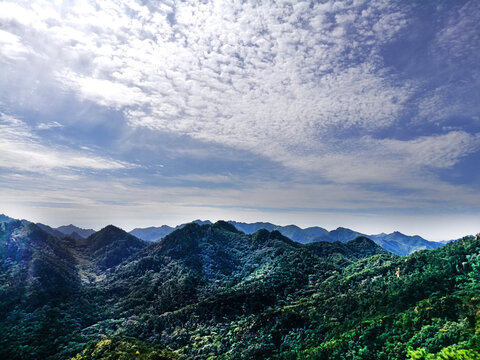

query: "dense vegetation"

left=0, top=217, right=479, bottom=359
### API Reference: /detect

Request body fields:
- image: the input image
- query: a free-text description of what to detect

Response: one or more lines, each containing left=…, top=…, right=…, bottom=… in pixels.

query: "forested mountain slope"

left=0, top=217, right=479, bottom=359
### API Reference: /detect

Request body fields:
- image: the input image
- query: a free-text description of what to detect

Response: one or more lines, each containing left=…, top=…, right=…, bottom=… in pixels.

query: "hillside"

left=0, top=216, right=479, bottom=359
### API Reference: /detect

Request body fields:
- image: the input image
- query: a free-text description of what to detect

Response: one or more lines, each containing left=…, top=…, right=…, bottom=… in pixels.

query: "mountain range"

left=36, top=222, right=96, bottom=240
left=130, top=220, right=444, bottom=256
left=1, top=214, right=478, bottom=359
left=8, top=214, right=444, bottom=256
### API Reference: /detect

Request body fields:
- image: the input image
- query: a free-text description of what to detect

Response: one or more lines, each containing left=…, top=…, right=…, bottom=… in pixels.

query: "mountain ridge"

left=127, top=220, right=445, bottom=255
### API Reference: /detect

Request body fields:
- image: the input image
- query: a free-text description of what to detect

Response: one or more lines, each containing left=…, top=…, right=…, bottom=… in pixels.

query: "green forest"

left=1, top=219, right=479, bottom=359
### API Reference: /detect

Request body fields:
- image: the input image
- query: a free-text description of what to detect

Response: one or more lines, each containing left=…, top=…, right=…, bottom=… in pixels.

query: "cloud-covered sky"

left=1, top=0, right=479, bottom=240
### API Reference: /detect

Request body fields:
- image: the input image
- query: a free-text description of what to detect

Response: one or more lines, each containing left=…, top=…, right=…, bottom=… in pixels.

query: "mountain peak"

left=81, top=225, right=147, bottom=270
left=334, top=227, right=354, bottom=232
left=0, top=214, right=15, bottom=223
left=57, top=224, right=95, bottom=238
left=213, top=220, right=239, bottom=233
left=86, top=225, right=139, bottom=247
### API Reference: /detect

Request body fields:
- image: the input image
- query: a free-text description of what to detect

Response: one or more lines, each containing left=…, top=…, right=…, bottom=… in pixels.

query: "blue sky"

left=1, top=0, right=479, bottom=240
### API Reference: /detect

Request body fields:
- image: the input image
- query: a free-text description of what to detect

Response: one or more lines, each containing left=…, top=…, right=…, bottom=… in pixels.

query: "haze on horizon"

left=1, top=0, right=479, bottom=241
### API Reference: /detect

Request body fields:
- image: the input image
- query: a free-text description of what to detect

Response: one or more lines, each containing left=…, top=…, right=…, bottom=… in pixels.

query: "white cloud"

left=37, top=121, right=63, bottom=130
left=56, top=71, right=148, bottom=108
left=0, top=113, right=130, bottom=172
left=0, top=0, right=414, bottom=161
left=0, top=29, right=32, bottom=60
left=281, top=131, right=480, bottom=186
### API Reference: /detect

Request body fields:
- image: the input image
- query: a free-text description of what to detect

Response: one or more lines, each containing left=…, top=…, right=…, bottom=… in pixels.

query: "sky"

left=0, top=0, right=479, bottom=240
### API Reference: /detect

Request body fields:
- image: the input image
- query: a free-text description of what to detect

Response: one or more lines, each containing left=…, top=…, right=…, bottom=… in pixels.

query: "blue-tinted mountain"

left=129, top=220, right=443, bottom=255
left=368, top=231, right=444, bottom=256
left=56, top=224, right=95, bottom=239
left=312, top=228, right=443, bottom=256
left=228, top=221, right=329, bottom=243
left=313, top=226, right=364, bottom=242
left=129, top=225, right=175, bottom=241
left=36, top=223, right=96, bottom=239
left=129, top=219, right=212, bottom=242
left=229, top=222, right=442, bottom=255
left=35, top=222, right=66, bottom=238
left=0, top=214, right=15, bottom=223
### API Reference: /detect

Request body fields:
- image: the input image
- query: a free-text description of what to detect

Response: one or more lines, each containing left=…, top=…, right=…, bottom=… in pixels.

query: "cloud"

left=0, top=113, right=130, bottom=172
left=0, top=29, right=32, bottom=60
left=2, top=167, right=480, bottom=240
left=37, top=121, right=63, bottom=130
left=0, top=0, right=415, bottom=159
left=283, top=131, right=480, bottom=186
left=56, top=71, right=148, bottom=108
left=1, top=0, right=479, bottom=240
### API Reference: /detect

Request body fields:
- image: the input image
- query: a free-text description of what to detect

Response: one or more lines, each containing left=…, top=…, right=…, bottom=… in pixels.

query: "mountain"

left=56, top=224, right=95, bottom=239
left=36, top=223, right=96, bottom=239
left=0, top=221, right=149, bottom=360
left=313, top=226, right=364, bottom=242
left=35, top=222, right=66, bottom=238
left=369, top=231, right=444, bottom=256
left=129, top=225, right=175, bottom=241
left=229, top=222, right=442, bottom=255
left=305, top=236, right=390, bottom=263
left=0, top=214, right=15, bottom=223
left=129, top=220, right=443, bottom=255
left=129, top=219, right=212, bottom=241
left=1, top=216, right=479, bottom=359
left=0, top=220, right=80, bottom=312
left=76, top=225, right=147, bottom=270
left=228, top=221, right=329, bottom=243
left=312, top=228, right=444, bottom=256
left=96, top=230, right=480, bottom=359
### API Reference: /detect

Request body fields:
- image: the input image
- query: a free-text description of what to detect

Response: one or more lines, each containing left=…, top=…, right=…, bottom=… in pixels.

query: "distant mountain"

left=129, top=219, right=212, bottom=242
left=129, top=225, right=175, bottom=242
left=228, top=222, right=442, bottom=255
left=35, top=223, right=95, bottom=239
left=129, top=220, right=444, bottom=255
left=313, top=226, right=364, bottom=242
left=129, top=220, right=326, bottom=243
left=311, top=228, right=443, bottom=256
left=369, top=231, right=444, bottom=256
left=36, top=222, right=66, bottom=238
left=0, top=214, right=15, bottom=223
left=31, top=216, right=446, bottom=256
left=185, top=219, right=213, bottom=227
left=228, top=221, right=328, bottom=243
left=56, top=224, right=95, bottom=239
